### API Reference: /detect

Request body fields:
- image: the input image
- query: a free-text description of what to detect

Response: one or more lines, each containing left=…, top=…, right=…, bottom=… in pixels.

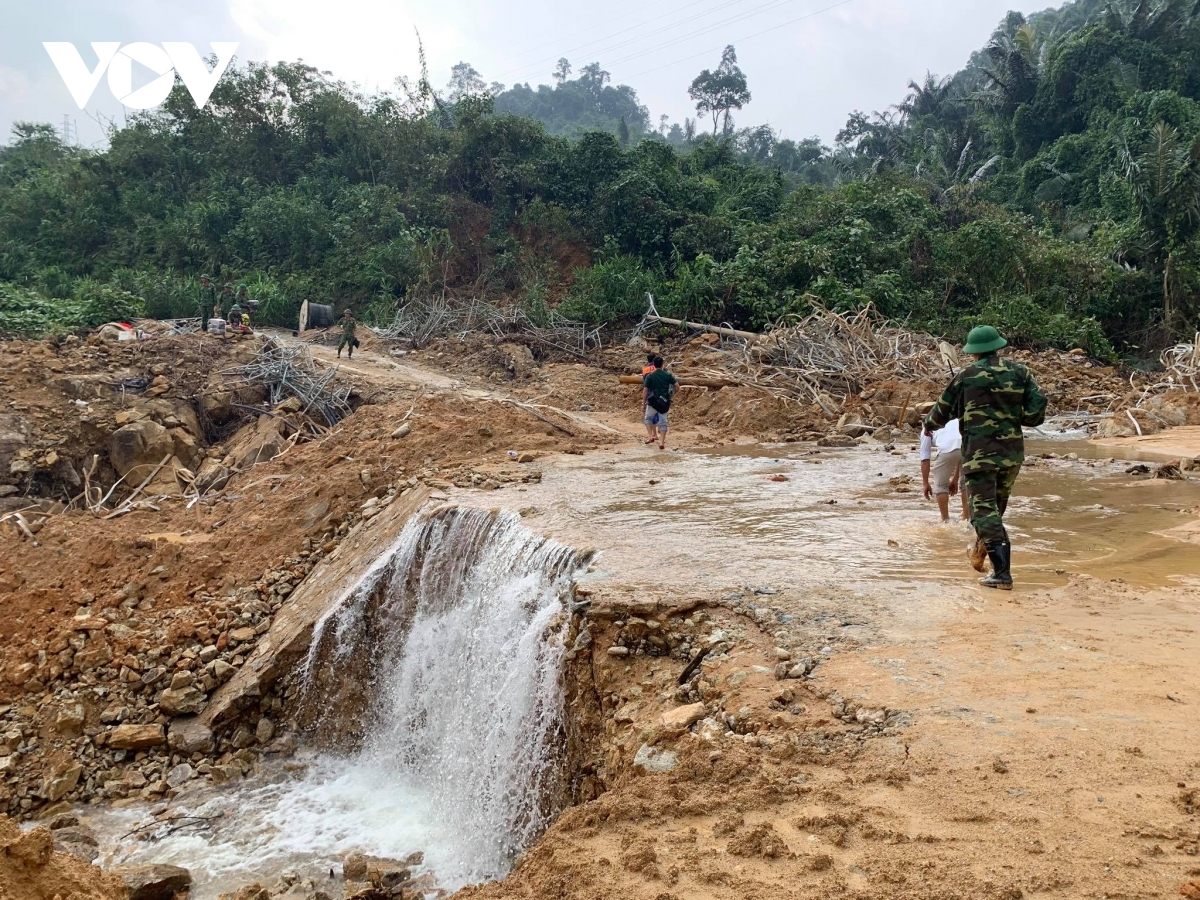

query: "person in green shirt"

left=924, top=325, right=1047, bottom=590
left=198, top=275, right=215, bottom=331
left=642, top=355, right=677, bottom=450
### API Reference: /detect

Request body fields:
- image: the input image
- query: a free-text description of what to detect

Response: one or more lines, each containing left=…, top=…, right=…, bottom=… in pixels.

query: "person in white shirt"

left=920, top=418, right=967, bottom=522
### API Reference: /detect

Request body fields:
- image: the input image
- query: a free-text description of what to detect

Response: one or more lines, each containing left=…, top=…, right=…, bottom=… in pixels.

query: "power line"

left=496, top=0, right=751, bottom=80
left=600, top=0, right=803, bottom=69
left=624, top=0, right=860, bottom=79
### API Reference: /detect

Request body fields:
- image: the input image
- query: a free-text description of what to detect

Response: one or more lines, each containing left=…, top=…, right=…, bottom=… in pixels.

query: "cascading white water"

left=91, top=507, right=586, bottom=897
left=303, top=507, right=582, bottom=879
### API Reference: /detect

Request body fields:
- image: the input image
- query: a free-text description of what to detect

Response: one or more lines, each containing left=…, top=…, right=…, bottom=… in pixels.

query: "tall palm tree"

left=1122, top=121, right=1200, bottom=323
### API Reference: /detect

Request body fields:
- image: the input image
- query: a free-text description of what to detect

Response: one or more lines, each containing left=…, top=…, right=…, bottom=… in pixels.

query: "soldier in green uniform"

left=198, top=275, right=215, bottom=331
left=923, top=326, right=1047, bottom=590
left=337, top=310, right=357, bottom=358
left=221, top=282, right=234, bottom=316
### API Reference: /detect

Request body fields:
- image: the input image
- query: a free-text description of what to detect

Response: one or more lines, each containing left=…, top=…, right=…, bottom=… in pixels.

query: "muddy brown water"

left=495, top=438, right=1200, bottom=597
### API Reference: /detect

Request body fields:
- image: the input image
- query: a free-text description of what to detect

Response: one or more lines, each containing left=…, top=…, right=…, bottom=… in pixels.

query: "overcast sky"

left=3, top=0, right=1054, bottom=148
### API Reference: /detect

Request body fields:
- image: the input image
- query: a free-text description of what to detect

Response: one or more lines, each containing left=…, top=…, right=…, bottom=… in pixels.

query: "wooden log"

left=646, top=314, right=761, bottom=343
left=617, top=375, right=732, bottom=389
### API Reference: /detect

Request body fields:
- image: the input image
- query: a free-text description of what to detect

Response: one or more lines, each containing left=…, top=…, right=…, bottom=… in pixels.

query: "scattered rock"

left=390, top=423, right=411, bottom=439
left=659, top=702, right=707, bottom=737
left=633, top=743, right=678, bottom=774
left=167, top=716, right=214, bottom=755
left=108, top=723, right=166, bottom=750
left=112, top=864, right=193, bottom=900
left=159, top=684, right=206, bottom=716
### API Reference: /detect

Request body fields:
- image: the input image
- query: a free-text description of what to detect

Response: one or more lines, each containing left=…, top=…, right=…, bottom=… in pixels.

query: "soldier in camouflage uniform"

left=198, top=275, right=215, bottom=332
left=337, top=310, right=357, bottom=358
left=923, top=326, right=1047, bottom=590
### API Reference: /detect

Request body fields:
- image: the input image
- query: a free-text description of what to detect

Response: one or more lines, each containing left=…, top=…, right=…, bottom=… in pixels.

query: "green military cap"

left=236, top=282, right=247, bottom=291
left=200, top=274, right=211, bottom=281
left=222, top=283, right=233, bottom=290
left=963, top=325, right=1007, bottom=354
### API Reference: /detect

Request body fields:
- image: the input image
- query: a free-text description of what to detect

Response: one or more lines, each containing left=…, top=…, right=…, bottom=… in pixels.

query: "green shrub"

left=559, top=255, right=664, bottom=326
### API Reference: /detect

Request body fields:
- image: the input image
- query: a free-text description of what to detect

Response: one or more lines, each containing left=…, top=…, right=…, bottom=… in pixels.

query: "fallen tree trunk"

left=617, top=375, right=733, bottom=389
left=645, top=314, right=760, bottom=343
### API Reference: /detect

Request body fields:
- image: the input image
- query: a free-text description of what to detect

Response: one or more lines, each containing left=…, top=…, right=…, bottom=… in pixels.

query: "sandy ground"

left=1092, top=424, right=1200, bottom=461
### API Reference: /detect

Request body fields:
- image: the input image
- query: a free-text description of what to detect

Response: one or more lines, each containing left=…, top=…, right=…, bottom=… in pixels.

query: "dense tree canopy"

left=1, top=0, right=1198, bottom=357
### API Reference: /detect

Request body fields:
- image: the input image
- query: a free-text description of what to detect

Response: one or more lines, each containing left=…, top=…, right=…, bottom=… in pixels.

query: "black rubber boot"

left=979, top=541, right=1012, bottom=590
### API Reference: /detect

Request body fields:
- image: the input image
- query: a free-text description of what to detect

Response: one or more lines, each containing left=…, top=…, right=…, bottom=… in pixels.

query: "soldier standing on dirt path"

left=337, top=310, right=358, bottom=359
left=923, top=325, right=1047, bottom=590
left=198, top=275, right=215, bottom=332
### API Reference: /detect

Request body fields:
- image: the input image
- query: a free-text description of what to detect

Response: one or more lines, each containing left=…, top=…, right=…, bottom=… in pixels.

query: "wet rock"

left=166, top=763, right=194, bottom=788
left=256, top=717, right=275, bottom=744
left=42, top=764, right=83, bottom=801
left=343, top=851, right=369, bottom=881
left=230, top=725, right=255, bottom=749
left=224, top=884, right=271, bottom=900
left=112, top=863, right=193, bottom=900
left=816, top=433, right=856, bottom=448
left=52, top=825, right=98, bottom=863
left=167, top=716, right=214, bottom=755
left=45, top=812, right=79, bottom=830
left=209, top=764, right=242, bottom=785
left=633, top=742, right=678, bottom=774
left=109, top=723, right=166, bottom=750
left=159, top=684, right=206, bottom=716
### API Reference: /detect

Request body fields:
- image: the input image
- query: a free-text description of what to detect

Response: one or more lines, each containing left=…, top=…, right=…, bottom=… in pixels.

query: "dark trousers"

left=964, top=465, right=1021, bottom=544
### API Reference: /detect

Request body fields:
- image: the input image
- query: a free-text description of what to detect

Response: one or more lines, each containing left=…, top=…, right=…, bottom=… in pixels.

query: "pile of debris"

left=224, top=341, right=353, bottom=427
left=631, top=298, right=1200, bottom=436
left=681, top=303, right=949, bottom=411
left=377, top=295, right=601, bottom=357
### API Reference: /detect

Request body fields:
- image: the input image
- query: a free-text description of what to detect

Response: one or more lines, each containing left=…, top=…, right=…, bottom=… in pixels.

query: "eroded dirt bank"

left=1, top=328, right=1199, bottom=900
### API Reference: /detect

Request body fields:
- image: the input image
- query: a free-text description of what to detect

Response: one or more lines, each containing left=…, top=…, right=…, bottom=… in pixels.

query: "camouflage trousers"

left=964, top=465, right=1021, bottom=544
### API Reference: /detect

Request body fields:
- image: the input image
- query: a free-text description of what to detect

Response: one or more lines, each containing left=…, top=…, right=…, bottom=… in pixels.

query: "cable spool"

left=304, top=303, right=336, bottom=329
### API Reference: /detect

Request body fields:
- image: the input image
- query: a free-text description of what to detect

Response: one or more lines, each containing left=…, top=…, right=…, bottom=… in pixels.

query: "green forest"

left=2, top=0, right=1199, bottom=359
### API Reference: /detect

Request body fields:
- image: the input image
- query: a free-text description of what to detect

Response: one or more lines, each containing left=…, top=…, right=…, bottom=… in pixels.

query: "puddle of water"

left=493, top=440, right=1200, bottom=595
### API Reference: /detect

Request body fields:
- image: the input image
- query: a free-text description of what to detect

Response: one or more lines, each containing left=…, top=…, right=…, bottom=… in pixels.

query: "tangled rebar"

left=226, top=341, right=353, bottom=426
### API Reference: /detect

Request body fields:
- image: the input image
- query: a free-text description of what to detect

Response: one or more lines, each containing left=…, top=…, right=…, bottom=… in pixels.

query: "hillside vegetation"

left=1, top=0, right=1198, bottom=356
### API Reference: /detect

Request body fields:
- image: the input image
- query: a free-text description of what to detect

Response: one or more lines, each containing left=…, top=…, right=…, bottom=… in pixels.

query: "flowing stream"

left=92, top=508, right=586, bottom=897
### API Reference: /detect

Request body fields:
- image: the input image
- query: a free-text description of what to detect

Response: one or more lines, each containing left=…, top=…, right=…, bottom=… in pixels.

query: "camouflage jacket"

left=198, top=283, right=216, bottom=312
left=923, top=355, right=1047, bottom=473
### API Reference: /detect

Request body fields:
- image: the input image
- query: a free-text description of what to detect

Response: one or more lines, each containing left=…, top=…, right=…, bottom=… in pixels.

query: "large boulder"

left=111, top=864, right=192, bottom=900
left=109, top=420, right=175, bottom=482
left=223, top=415, right=288, bottom=471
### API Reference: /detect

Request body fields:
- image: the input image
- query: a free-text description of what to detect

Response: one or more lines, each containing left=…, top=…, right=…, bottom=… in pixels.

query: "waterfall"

left=299, top=506, right=586, bottom=882
left=91, top=506, right=588, bottom=897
